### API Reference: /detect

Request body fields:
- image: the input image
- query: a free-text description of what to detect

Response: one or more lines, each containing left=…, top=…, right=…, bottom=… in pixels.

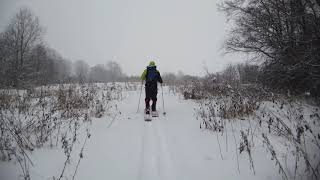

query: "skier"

left=140, top=61, right=163, bottom=115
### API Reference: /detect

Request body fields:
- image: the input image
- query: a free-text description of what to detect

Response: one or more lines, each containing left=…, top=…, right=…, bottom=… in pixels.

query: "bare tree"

left=0, top=34, right=10, bottom=87
left=74, top=60, right=89, bottom=83
left=220, top=0, right=320, bottom=96
left=2, top=7, right=43, bottom=87
left=89, top=64, right=108, bottom=82
left=106, top=61, right=124, bottom=82
left=237, top=63, right=259, bottom=84
left=222, top=64, right=240, bottom=87
left=162, top=72, right=177, bottom=86
left=25, top=44, right=53, bottom=85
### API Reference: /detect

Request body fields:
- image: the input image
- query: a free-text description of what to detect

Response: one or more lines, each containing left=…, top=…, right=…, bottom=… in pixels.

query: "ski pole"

left=161, top=84, right=166, bottom=115
left=137, top=81, right=143, bottom=113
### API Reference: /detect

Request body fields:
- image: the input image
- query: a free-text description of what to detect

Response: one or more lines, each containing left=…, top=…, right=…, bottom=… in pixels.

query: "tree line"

left=220, top=0, right=320, bottom=97
left=0, top=8, right=128, bottom=89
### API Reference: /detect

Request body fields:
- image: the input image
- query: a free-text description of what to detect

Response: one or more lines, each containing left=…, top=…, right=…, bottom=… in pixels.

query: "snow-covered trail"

left=74, top=89, right=280, bottom=180
left=0, top=88, right=282, bottom=180
left=76, top=90, right=179, bottom=180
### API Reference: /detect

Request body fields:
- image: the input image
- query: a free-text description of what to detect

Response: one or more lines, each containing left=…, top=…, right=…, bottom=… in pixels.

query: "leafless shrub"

left=262, top=133, right=288, bottom=180
left=258, top=99, right=320, bottom=180
left=239, top=130, right=255, bottom=174
left=190, top=72, right=320, bottom=179
left=0, top=83, right=121, bottom=179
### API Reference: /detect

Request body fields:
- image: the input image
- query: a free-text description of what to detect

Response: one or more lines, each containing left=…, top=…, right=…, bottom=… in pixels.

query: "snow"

left=0, top=86, right=290, bottom=180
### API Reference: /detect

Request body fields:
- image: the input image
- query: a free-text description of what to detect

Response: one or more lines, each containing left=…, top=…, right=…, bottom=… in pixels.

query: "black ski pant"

left=145, top=83, right=158, bottom=111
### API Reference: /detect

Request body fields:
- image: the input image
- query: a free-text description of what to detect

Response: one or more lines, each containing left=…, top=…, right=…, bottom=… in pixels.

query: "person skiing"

left=140, top=61, right=163, bottom=115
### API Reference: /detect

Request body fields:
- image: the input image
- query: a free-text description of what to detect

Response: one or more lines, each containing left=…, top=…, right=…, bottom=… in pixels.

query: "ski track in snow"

left=138, top=116, right=177, bottom=180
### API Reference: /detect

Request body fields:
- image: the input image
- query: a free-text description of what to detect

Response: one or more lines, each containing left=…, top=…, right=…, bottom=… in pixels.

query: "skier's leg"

left=151, top=89, right=158, bottom=111
left=145, top=98, right=150, bottom=109
left=151, top=97, right=157, bottom=111
left=145, top=98, right=150, bottom=114
left=145, top=86, right=151, bottom=114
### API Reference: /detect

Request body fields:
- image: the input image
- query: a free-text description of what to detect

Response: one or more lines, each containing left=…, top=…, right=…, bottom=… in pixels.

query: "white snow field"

left=0, top=86, right=284, bottom=180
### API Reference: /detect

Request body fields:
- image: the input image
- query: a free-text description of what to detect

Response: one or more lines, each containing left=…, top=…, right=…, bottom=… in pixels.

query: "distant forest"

left=0, top=8, right=141, bottom=88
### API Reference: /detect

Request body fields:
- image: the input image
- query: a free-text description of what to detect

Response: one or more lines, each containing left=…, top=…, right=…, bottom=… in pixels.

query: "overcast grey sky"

left=0, top=0, right=245, bottom=76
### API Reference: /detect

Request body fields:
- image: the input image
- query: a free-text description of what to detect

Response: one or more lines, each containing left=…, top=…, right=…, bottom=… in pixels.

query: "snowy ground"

left=0, top=87, right=284, bottom=180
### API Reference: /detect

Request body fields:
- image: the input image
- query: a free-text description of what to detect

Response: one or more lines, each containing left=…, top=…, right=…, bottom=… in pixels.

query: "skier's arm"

left=140, top=69, right=147, bottom=81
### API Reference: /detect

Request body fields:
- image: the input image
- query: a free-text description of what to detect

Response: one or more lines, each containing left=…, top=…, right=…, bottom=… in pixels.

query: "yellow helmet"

left=149, top=61, right=156, bottom=66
